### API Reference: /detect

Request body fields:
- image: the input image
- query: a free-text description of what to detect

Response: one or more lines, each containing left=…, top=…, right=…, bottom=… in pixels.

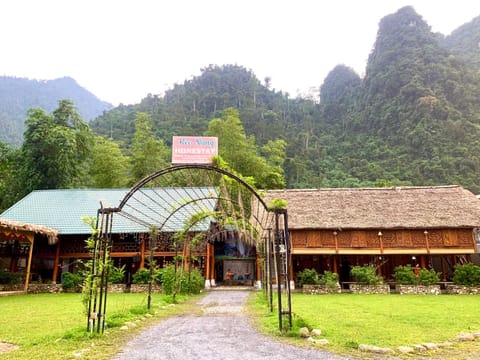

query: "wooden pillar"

left=52, top=240, right=61, bottom=283
left=441, top=256, right=447, bottom=281
left=210, top=242, right=215, bottom=283
left=256, top=252, right=261, bottom=281
left=333, top=255, right=338, bottom=274
left=205, top=243, right=211, bottom=281
left=139, top=236, right=145, bottom=269
left=420, top=255, right=426, bottom=269
left=24, top=235, right=35, bottom=292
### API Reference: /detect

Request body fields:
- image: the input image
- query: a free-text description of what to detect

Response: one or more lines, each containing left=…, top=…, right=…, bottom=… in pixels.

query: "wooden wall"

left=291, top=228, right=476, bottom=253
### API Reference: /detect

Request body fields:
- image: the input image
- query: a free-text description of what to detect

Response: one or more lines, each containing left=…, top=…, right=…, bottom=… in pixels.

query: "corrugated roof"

left=0, top=188, right=218, bottom=234
left=265, top=185, right=480, bottom=230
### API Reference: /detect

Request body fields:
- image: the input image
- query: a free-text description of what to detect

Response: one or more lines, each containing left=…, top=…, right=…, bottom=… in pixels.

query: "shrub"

left=0, top=270, right=22, bottom=284
left=298, top=268, right=319, bottom=286
left=108, top=264, right=125, bottom=284
left=393, top=265, right=417, bottom=285
left=132, top=268, right=151, bottom=284
left=350, top=265, right=383, bottom=285
left=61, top=271, right=82, bottom=289
left=417, top=268, right=440, bottom=286
left=318, top=271, right=339, bottom=290
left=453, top=263, right=480, bottom=286
left=160, top=265, right=204, bottom=295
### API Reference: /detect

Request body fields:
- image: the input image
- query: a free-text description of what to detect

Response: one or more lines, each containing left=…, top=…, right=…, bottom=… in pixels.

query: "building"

left=2, top=185, right=480, bottom=289
left=264, top=185, right=480, bottom=286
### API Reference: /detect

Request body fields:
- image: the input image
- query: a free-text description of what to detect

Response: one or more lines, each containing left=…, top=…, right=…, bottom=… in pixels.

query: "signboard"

left=171, top=136, right=218, bottom=164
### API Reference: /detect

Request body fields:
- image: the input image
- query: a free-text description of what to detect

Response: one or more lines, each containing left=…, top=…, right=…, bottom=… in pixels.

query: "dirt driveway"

left=112, top=289, right=351, bottom=359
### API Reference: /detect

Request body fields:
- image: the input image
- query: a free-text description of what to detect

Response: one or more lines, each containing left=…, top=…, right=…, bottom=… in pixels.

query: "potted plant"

left=350, top=265, right=389, bottom=294
left=447, top=263, right=480, bottom=294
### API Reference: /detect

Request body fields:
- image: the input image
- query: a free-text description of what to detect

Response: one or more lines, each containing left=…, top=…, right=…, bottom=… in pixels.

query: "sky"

left=1, top=1, right=480, bottom=106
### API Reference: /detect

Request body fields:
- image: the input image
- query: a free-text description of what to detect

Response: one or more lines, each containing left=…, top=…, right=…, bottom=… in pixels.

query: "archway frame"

left=87, top=164, right=292, bottom=333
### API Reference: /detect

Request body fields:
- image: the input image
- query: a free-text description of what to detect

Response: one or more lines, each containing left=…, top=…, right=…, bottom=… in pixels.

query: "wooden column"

left=420, top=255, right=426, bottom=269
left=441, top=256, right=447, bottom=281
left=52, top=240, right=61, bottom=283
left=333, top=255, right=338, bottom=274
left=205, top=243, right=211, bottom=281
left=256, top=252, right=262, bottom=281
left=24, top=234, right=35, bottom=292
left=139, top=236, right=145, bottom=269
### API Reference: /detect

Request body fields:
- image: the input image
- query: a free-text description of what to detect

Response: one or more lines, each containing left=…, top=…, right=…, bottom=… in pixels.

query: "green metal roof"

left=0, top=188, right=218, bottom=235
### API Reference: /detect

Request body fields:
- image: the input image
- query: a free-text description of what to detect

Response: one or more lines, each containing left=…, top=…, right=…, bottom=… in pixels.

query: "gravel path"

left=112, top=289, right=351, bottom=360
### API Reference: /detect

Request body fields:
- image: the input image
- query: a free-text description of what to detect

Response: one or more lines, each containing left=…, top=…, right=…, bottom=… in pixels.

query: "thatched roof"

left=265, top=185, right=480, bottom=230
left=0, top=218, right=58, bottom=245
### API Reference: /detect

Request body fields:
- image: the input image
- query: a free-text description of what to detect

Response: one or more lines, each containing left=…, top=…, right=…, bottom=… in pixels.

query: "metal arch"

left=93, top=164, right=292, bottom=333
left=118, top=164, right=270, bottom=212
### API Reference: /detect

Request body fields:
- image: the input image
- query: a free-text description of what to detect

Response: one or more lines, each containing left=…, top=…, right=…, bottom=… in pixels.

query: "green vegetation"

left=160, top=264, right=204, bottom=295
left=249, top=292, right=480, bottom=356
left=3, top=7, right=480, bottom=213
left=453, top=263, right=480, bottom=286
left=0, top=292, right=192, bottom=360
left=0, top=269, right=21, bottom=284
left=0, top=76, right=112, bottom=147
left=350, top=265, right=383, bottom=285
left=298, top=268, right=339, bottom=289
left=394, top=264, right=440, bottom=285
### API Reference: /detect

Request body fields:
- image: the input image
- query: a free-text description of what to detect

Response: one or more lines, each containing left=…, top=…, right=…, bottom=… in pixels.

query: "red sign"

left=171, top=136, right=218, bottom=164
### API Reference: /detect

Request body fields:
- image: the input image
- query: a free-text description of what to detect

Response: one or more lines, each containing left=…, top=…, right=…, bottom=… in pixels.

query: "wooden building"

left=0, top=218, right=58, bottom=290
left=2, top=185, right=480, bottom=289
left=264, top=185, right=480, bottom=286
left=0, top=188, right=262, bottom=287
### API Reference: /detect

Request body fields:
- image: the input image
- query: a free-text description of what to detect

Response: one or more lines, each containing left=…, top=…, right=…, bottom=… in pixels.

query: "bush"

left=393, top=265, right=417, bottom=285
left=160, top=265, right=204, bottom=295
left=394, top=265, right=440, bottom=286
left=61, top=271, right=82, bottom=289
left=132, top=268, right=151, bottom=284
left=453, top=263, right=480, bottom=286
left=108, top=264, right=125, bottom=284
left=298, top=268, right=319, bottom=286
left=318, top=271, right=339, bottom=290
left=0, top=270, right=22, bottom=284
left=417, top=268, right=440, bottom=286
left=350, top=265, right=383, bottom=285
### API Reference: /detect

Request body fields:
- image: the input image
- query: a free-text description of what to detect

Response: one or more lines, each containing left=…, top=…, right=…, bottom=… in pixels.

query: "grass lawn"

left=248, top=292, right=480, bottom=358
left=0, top=292, right=196, bottom=360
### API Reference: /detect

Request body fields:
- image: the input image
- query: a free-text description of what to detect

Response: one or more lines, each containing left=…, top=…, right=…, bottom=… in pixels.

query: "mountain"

left=440, top=15, right=480, bottom=69
left=317, top=6, right=480, bottom=190
left=91, top=6, right=480, bottom=192
left=0, top=76, right=113, bottom=146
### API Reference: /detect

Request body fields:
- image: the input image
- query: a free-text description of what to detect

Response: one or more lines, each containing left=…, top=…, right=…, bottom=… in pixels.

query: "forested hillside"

left=0, top=76, right=112, bottom=146
left=440, top=15, right=480, bottom=69
left=90, top=6, right=480, bottom=193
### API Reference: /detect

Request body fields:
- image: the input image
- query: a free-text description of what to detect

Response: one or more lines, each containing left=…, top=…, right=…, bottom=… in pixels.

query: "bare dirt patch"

left=0, top=342, right=19, bottom=354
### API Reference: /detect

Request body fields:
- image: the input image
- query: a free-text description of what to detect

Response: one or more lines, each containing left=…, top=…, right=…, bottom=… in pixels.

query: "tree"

left=0, top=142, right=21, bottom=211
left=130, top=112, right=170, bottom=182
left=205, top=108, right=285, bottom=189
left=20, top=100, right=93, bottom=194
left=86, top=136, right=130, bottom=188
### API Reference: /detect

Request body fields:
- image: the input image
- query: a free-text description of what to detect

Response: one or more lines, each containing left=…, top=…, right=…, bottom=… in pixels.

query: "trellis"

left=87, top=164, right=291, bottom=333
